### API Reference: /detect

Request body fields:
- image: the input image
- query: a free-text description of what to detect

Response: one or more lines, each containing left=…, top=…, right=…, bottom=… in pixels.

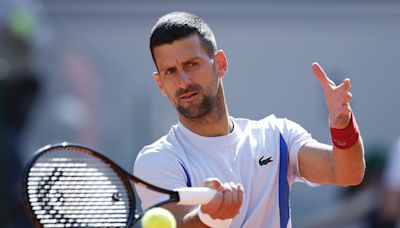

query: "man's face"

left=152, top=34, right=226, bottom=119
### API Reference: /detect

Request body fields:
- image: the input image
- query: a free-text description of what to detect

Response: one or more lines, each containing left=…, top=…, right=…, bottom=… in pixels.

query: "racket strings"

left=26, top=148, right=133, bottom=227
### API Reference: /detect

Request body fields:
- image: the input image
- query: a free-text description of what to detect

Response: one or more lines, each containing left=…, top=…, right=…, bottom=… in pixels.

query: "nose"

left=177, top=71, right=191, bottom=89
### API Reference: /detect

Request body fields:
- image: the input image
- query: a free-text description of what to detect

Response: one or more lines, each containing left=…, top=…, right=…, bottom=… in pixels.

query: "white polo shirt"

left=134, top=115, right=316, bottom=227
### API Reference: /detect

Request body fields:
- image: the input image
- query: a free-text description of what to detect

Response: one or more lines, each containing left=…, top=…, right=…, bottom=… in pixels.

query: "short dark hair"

left=150, top=12, right=217, bottom=64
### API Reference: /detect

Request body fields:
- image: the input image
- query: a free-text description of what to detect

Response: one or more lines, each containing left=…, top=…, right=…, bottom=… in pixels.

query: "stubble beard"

left=177, top=91, right=216, bottom=119
left=176, top=79, right=221, bottom=119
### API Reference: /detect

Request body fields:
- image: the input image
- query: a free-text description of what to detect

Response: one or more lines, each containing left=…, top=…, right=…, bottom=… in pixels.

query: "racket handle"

left=175, top=187, right=217, bottom=205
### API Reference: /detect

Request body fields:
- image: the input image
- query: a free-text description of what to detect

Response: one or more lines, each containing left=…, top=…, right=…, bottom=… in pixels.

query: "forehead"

left=152, top=34, right=210, bottom=67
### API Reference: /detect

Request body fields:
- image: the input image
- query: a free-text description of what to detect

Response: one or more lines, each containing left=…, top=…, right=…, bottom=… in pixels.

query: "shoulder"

left=136, top=125, right=182, bottom=160
left=134, top=129, right=184, bottom=178
left=232, top=114, right=276, bottom=130
left=234, top=115, right=314, bottom=150
left=260, top=115, right=308, bottom=137
left=233, top=114, right=303, bottom=133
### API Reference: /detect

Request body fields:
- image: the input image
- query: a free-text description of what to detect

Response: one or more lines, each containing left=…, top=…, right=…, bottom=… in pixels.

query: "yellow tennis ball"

left=141, top=207, right=176, bottom=228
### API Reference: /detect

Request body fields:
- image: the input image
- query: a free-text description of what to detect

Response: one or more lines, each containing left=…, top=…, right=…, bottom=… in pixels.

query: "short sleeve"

left=275, top=118, right=317, bottom=184
left=133, top=146, right=188, bottom=209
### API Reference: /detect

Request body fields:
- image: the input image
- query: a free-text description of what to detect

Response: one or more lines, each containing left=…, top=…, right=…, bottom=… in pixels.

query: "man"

left=134, top=11, right=365, bottom=227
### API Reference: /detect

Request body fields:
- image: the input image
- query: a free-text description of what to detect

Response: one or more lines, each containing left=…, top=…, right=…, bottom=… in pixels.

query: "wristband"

left=330, top=113, right=360, bottom=150
left=197, top=206, right=231, bottom=228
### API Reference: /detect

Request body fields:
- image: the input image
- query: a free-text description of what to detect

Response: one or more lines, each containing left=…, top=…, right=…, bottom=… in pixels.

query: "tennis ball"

left=141, top=207, right=176, bottom=228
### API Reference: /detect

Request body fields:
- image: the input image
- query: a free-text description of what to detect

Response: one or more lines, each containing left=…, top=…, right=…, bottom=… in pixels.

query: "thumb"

left=202, top=178, right=225, bottom=214
left=204, top=178, right=225, bottom=192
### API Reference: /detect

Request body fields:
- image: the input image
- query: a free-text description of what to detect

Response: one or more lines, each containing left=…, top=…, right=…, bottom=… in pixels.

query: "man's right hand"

left=200, top=178, right=244, bottom=220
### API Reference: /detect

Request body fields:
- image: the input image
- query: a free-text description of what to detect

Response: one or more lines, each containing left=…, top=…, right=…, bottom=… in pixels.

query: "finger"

left=238, top=184, right=244, bottom=206
left=211, top=183, right=236, bottom=220
left=231, top=183, right=241, bottom=216
left=201, top=191, right=224, bottom=215
left=231, top=182, right=239, bottom=207
left=224, top=182, right=233, bottom=200
left=226, top=183, right=239, bottom=217
left=202, top=178, right=225, bottom=215
left=216, top=183, right=234, bottom=219
left=341, top=91, right=352, bottom=104
left=222, top=183, right=242, bottom=219
left=204, top=178, right=224, bottom=191
left=347, top=92, right=352, bottom=103
left=311, top=62, right=335, bottom=88
left=343, top=78, right=351, bottom=90
left=337, top=78, right=351, bottom=92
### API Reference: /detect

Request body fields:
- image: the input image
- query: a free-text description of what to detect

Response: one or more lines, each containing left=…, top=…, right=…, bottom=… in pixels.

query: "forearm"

left=332, top=136, right=365, bottom=186
left=298, top=138, right=365, bottom=186
left=330, top=112, right=365, bottom=186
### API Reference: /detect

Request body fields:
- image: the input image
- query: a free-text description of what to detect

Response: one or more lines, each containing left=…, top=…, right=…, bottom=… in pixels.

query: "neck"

left=178, top=87, right=232, bottom=137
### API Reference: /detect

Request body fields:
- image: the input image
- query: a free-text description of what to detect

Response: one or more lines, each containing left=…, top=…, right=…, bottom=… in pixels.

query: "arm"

left=134, top=151, right=206, bottom=227
left=134, top=150, right=243, bottom=227
left=163, top=179, right=244, bottom=228
left=298, top=139, right=364, bottom=186
left=298, top=63, right=365, bottom=187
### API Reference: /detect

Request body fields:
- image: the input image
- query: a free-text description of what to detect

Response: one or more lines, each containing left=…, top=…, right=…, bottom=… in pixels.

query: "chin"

left=178, top=107, right=210, bottom=119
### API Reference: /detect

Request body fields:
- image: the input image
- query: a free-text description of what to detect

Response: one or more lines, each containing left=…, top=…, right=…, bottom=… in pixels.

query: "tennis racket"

left=21, top=142, right=216, bottom=227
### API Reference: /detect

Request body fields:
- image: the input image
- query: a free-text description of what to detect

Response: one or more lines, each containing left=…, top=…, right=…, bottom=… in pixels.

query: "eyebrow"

left=159, top=57, right=203, bottom=72
left=183, top=57, right=202, bottom=63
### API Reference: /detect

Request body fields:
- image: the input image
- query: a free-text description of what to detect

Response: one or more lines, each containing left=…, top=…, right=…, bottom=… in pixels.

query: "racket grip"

left=175, top=187, right=217, bottom=205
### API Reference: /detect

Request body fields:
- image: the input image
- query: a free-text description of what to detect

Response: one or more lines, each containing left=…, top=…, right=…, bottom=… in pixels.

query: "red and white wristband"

left=330, top=113, right=360, bottom=150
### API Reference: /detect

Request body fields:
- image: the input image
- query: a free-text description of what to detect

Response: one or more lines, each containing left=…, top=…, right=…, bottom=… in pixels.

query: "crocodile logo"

left=259, top=156, right=273, bottom=166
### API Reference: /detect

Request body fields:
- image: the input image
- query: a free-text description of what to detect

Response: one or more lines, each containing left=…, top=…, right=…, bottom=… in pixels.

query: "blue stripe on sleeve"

left=279, top=133, right=290, bottom=227
left=179, top=162, right=192, bottom=187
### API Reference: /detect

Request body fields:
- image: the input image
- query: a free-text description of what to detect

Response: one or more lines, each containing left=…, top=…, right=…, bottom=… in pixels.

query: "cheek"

left=161, top=84, right=174, bottom=97
left=159, top=81, right=179, bottom=102
left=195, top=65, right=217, bottom=84
left=207, top=67, right=220, bottom=88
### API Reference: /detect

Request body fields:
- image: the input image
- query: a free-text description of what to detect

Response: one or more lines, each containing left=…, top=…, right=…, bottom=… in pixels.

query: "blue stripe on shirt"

left=179, top=162, right=192, bottom=187
left=279, top=133, right=290, bottom=227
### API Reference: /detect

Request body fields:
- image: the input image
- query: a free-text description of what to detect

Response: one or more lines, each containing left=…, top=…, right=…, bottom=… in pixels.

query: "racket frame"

left=21, top=142, right=180, bottom=227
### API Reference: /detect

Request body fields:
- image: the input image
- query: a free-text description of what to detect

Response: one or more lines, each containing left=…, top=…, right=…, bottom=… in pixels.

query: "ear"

left=214, top=50, right=228, bottom=78
left=153, top=72, right=167, bottom=96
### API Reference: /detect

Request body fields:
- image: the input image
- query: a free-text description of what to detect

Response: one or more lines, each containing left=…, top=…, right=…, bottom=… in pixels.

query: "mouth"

left=180, top=91, right=199, bottom=101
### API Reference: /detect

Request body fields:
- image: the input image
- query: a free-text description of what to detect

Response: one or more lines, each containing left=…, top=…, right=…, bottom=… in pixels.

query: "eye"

left=165, top=67, right=177, bottom=75
left=185, top=61, right=198, bottom=69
